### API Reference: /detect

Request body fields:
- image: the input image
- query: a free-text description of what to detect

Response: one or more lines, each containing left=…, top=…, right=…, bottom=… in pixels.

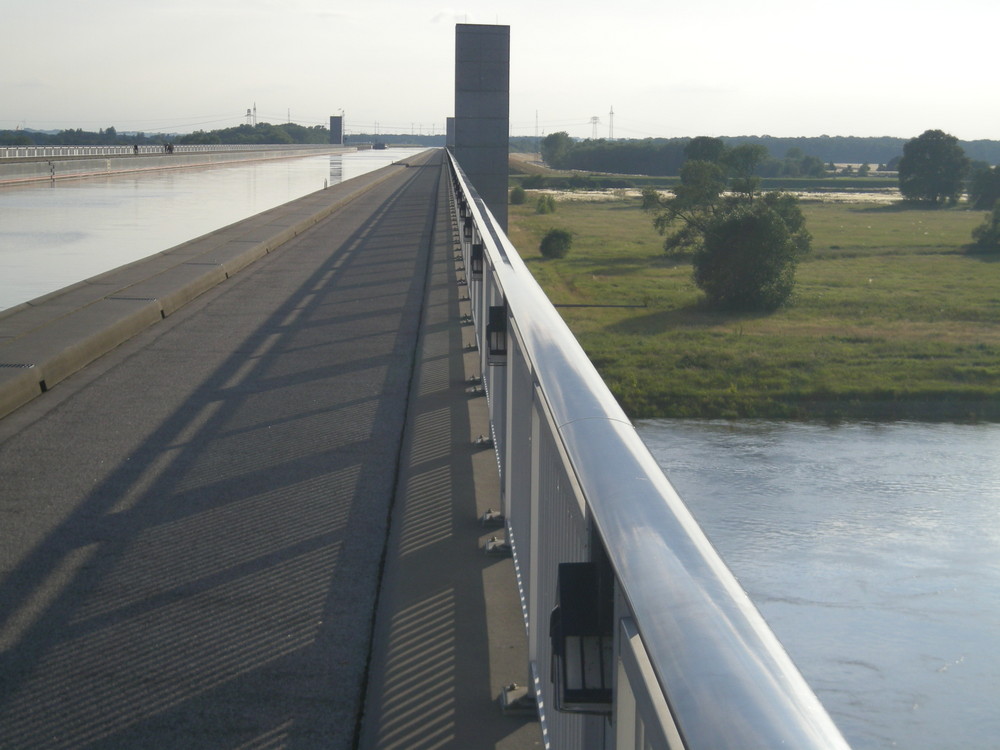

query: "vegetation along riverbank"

left=507, top=186, right=999, bottom=422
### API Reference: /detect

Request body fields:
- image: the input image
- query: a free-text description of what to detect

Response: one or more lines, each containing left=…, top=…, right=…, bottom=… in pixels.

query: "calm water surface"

left=0, top=148, right=426, bottom=310
left=637, top=419, right=1000, bottom=750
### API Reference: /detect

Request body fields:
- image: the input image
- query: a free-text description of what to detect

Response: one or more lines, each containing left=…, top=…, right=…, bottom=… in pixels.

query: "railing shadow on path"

left=0, top=153, right=488, bottom=748
left=357, top=164, right=539, bottom=749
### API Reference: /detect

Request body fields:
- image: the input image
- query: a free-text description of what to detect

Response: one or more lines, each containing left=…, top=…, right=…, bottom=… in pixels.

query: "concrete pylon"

left=329, top=116, right=344, bottom=145
left=454, top=24, right=510, bottom=231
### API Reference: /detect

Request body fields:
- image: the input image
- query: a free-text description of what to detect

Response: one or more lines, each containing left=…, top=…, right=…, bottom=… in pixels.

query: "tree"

left=684, top=136, right=726, bottom=164
left=540, top=228, right=572, bottom=258
left=509, top=186, right=526, bottom=205
left=971, top=203, right=1000, bottom=251
left=968, top=165, right=1000, bottom=210
left=649, top=160, right=727, bottom=258
left=724, top=143, right=768, bottom=197
left=647, top=149, right=810, bottom=310
left=898, top=129, right=969, bottom=205
left=693, top=203, right=800, bottom=310
left=541, top=131, right=573, bottom=169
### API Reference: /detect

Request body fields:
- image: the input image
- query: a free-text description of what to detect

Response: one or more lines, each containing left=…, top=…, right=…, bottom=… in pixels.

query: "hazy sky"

left=3, top=0, right=997, bottom=141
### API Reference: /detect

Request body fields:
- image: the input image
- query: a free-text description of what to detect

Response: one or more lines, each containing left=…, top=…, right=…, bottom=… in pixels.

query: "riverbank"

left=507, top=193, right=999, bottom=421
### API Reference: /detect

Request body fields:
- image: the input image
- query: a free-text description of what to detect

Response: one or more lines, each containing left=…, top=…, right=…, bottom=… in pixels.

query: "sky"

left=3, top=0, right=998, bottom=142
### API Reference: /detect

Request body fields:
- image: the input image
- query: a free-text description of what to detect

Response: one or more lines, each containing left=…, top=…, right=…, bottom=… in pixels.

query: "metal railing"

left=0, top=144, right=344, bottom=159
left=446, top=150, right=851, bottom=750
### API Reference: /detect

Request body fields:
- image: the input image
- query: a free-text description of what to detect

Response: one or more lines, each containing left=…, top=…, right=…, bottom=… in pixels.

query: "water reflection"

left=0, top=149, right=426, bottom=311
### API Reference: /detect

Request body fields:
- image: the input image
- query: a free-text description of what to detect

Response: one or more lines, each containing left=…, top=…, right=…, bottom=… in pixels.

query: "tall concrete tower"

left=454, top=24, right=510, bottom=231
left=329, top=116, right=344, bottom=146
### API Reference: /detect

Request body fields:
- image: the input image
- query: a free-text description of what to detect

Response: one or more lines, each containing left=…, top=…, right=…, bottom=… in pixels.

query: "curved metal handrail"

left=446, top=150, right=849, bottom=749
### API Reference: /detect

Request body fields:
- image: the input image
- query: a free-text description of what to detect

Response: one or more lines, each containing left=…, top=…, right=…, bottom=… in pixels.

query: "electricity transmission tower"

left=590, top=116, right=600, bottom=139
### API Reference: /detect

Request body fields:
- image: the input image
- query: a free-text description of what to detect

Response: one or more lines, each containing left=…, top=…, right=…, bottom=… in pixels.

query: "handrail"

left=446, top=149, right=850, bottom=750
left=0, top=144, right=345, bottom=159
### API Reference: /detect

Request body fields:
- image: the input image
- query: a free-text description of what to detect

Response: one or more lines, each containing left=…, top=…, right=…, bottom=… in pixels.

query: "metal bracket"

left=485, top=536, right=511, bottom=556
left=480, top=508, right=505, bottom=527
left=501, top=683, right=539, bottom=716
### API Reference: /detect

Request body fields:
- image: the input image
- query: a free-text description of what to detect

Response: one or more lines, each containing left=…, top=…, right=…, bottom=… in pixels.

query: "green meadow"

left=506, top=194, right=1000, bottom=421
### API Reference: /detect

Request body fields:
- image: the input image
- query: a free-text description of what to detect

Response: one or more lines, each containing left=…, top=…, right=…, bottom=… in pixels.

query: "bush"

left=536, top=194, right=557, bottom=214
left=509, top=186, right=526, bottom=205
left=971, top=201, right=1000, bottom=251
left=693, top=204, right=799, bottom=310
left=540, top=228, right=572, bottom=259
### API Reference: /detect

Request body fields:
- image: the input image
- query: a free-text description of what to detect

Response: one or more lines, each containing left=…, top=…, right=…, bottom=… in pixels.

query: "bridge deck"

left=0, top=150, right=539, bottom=748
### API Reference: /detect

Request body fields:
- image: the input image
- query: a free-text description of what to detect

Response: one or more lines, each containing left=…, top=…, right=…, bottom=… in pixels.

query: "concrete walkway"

left=0, top=150, right=540, bottom=748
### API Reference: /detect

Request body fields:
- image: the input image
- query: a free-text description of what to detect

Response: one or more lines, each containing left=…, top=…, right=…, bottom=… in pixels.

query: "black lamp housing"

left=471, top=242, right=484, bottom=279
left=549, top=562, right=614, bottom=714
left=486, top=303, right=507, bottom=366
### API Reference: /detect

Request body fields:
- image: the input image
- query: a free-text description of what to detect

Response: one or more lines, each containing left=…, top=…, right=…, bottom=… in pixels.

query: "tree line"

left=540, top=133, right=1000, bottom=175
left=0, top=122, right=333, bottom=147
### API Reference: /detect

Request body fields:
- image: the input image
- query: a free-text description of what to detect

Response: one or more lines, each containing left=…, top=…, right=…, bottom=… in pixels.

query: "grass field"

left=506, top=192, right=1000, bottom=421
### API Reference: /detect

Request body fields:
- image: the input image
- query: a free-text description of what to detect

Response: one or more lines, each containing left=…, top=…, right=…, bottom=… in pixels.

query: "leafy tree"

left=640, top=187, right=662, bottom=211
left=541, top=131, right=573, bottom=169
left=971, top=202, right=1000, bottom=251
left=800, top=155, right=827, bottom=177
left=509, top=186, right=526, bottom=205
left=898, top=129, right=969, bottom=205
left=684, top=136, right=726, bottom=164
left=694, top=203, right=801, bottom=310
left=539, top=228, right=572, bottom=258
left=649, top=160, right=727, bottom=258
left=648, top=150, right=810, bottom=309
left=968, top=166, right=1000, bottom=210
left=724, top=143, right=768, bottom=197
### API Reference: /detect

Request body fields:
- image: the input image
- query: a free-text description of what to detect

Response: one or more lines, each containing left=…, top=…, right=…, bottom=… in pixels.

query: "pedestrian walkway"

left=0, top=149, right=539, bottom=748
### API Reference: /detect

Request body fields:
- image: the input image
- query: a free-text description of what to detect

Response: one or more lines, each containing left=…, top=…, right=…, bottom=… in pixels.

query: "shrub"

left=509, top=186, right=526, bottom=205
left=693, top=203, right=799, bottom=310
left=536, top=194, right=557, bottom=214
left=540, top=228, right=572, bottom=259
left=971, top=201, right=1000, bottom=251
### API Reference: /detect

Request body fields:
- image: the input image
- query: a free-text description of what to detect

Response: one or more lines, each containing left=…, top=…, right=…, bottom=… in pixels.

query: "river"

left=637, top=419, right=1000, bottom=750
left=0, top=148, right=426, bottom=311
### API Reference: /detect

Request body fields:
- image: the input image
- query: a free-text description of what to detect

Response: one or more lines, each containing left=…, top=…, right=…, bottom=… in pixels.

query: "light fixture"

left=486, top=303, right=507, bottom=366
left=471, top=242, right=484, bottom=279
left=549, top=562, right=613, bottom=714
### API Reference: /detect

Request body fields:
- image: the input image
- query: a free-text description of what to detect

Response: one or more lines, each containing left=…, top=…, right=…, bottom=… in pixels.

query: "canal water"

left=637, top=419, right=1000, bottom=750
left=0, top=148, right=426, bottom=311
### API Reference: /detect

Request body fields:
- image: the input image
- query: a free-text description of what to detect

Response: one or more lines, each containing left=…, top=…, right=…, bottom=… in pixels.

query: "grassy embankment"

left=506, top=161, right=999, bottom=421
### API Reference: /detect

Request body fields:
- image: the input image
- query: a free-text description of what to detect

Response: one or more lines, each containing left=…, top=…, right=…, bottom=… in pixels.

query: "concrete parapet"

left=0, top=153, right=433, bottom=419
left=0, top=297, right=163, bottom=396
